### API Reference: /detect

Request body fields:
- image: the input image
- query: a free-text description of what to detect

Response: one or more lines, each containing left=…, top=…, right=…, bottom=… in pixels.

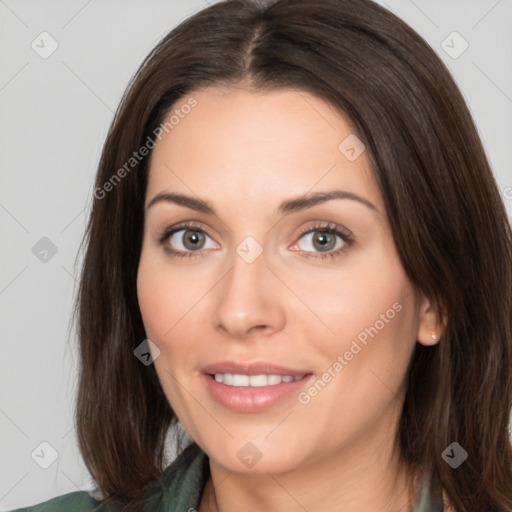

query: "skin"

left=136, top=87, right=442, bottom=512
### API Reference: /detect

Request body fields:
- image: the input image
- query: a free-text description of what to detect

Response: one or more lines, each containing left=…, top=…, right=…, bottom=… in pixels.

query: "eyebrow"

left=145, top=190, right=378, bottom=215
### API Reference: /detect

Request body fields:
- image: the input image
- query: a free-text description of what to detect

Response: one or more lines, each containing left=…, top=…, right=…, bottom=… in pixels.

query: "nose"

left=211, top=246, right=286, bottom=340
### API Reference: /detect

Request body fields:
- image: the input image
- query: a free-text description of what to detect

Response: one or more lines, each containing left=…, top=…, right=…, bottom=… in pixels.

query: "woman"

left=11, top=0, right=512, bottom=510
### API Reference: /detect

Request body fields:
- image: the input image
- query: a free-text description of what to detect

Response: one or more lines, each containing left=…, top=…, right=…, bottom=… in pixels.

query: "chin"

left=199, top=435, right=311, bottom=476
left=214, top=451, right=300, bottom=475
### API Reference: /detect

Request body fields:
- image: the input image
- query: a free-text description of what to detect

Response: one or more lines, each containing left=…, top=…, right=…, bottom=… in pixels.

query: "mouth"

left=200, top=361, right=314, bottom=413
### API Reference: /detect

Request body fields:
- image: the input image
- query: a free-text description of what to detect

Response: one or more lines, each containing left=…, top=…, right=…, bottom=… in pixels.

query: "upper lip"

left=201, top=361, right=312, bottom=377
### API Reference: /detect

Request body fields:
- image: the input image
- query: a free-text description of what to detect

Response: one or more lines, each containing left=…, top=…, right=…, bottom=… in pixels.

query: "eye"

left=291, top=222, right=353, bottom=260
left=158, top=222, right=218, bottom=259
left=158, top=221, right=353, bottom=260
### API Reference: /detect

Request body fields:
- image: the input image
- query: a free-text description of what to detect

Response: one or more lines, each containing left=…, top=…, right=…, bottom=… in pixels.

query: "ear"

left=416, top=294, right=445, bottom=346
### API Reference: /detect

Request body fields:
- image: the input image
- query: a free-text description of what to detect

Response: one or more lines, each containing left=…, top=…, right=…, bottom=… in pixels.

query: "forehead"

left=146, top=87, right=383, bottom=215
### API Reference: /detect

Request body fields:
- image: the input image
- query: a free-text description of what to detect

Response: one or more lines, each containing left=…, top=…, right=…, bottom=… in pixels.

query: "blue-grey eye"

left=169, top=229, right=216, bottom=251
left=297, top=230, right=346, bottom=253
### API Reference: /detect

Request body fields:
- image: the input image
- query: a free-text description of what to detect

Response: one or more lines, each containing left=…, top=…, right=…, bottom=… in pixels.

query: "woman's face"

left=137, top=87, right=434, bottom=474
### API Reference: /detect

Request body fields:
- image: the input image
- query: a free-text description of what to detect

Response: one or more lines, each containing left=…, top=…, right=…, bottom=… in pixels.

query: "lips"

left=201, top=361, right=314, bottom=413
left=201, top=361, right=310, bottom=377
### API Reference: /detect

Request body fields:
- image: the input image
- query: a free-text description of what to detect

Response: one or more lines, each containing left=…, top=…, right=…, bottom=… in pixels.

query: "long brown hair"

left=74, top=0, right=512, bottom=510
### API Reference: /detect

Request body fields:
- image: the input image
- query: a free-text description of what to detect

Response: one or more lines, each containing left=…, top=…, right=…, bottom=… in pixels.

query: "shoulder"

left=9, top=443, right=208, bottom=512
left=8, top=490, right=105, bottom=512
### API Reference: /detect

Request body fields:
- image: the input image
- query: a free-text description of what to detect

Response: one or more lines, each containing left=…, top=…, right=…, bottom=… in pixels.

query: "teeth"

left=267, top=374, right=283, bottom=385
left=233, top=374, right=249, bottom=386
left=213, top=373, right=304, bottom=387
left=248, top=374, right=267, bottom=387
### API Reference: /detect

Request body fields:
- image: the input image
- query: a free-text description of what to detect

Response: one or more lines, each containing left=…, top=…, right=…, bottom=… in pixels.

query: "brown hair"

left=74, top=0, right=512, bottom=510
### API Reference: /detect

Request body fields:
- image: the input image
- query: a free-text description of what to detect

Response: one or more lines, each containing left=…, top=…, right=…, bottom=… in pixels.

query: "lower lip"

left=202, top=374, right=313, bottom=413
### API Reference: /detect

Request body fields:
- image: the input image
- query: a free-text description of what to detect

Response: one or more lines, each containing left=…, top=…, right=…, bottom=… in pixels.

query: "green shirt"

left=9, top=442, right=443, bottom=511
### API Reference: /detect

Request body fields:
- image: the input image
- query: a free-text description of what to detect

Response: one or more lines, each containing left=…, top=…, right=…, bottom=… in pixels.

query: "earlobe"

left=416, top=294, right=445, bottom=346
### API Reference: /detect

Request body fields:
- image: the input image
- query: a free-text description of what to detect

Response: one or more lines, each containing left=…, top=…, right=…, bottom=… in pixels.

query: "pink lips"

left=201, top=361, right=313, bottom=413
left=201, top=361, right=310, bottom=377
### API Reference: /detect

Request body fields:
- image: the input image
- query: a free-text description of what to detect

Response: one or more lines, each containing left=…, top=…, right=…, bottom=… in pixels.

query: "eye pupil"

left=313, top=232, right=336, bottom=252
left=183, top=230, right=205, bottom=250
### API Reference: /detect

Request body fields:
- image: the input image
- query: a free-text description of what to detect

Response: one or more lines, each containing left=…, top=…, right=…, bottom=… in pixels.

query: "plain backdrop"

left=1, top=0, right=511, bottom=509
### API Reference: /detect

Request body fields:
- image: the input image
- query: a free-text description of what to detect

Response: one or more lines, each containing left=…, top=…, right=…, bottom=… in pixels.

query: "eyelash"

left=294, top=222, right=353, bottom=260
left=157, top=221, right=353, bottom=261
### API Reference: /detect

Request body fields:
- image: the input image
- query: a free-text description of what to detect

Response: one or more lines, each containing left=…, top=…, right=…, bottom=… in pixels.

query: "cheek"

left=326, top=275, right=411, bottom=346
left=136, top=253, right=200, bottom=412
left=290, top=271, right=417, bottom=448
left=295, top=255, right=418, bottom=420
left=136, top=250, right=218, bottom=402
left=323, top=264, right=416, bottom=382
left=136, top=250, right=205, bottom=340
left=137, top=263, right=169, bottom=340
left=288, top=248, right=416, bottom=356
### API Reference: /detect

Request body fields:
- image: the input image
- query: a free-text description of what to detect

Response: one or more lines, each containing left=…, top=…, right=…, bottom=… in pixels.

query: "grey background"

left=1, top=0, right=511, bottom=509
